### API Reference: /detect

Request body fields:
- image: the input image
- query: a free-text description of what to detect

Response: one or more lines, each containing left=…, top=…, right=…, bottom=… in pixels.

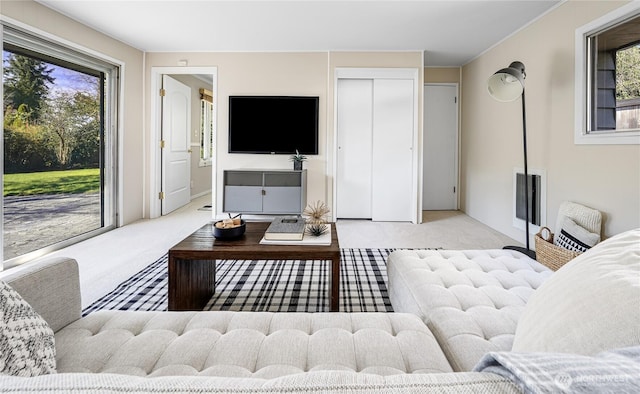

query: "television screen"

left=229, top=96, right=319, bottom=155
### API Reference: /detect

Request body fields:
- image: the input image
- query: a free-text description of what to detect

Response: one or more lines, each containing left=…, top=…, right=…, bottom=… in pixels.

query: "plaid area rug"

left=83, top=248, right=399, bottom=315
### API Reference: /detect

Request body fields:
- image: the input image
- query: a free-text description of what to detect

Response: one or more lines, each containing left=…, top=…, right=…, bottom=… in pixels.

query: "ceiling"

left=36, top=0, right=562, bottom=67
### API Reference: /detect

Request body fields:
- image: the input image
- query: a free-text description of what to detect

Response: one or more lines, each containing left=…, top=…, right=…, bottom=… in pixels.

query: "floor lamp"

left=487, top=61, right=536, bottom=259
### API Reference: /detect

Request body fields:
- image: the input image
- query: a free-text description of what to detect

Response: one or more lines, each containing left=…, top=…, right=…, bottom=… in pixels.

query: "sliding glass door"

left=2, top=25, right=118, bottom=268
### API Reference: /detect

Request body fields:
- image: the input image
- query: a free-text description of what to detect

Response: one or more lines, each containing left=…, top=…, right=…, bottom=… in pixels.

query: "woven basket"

left=535, top=226, right=582, bottom=271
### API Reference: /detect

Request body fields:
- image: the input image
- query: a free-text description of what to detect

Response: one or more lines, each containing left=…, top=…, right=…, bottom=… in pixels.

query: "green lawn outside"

left=3, top=168, right=100, bottom=196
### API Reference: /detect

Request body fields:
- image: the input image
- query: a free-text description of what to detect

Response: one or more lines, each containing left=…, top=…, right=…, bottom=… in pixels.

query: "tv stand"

left=223, top=169, right=307, bottom=215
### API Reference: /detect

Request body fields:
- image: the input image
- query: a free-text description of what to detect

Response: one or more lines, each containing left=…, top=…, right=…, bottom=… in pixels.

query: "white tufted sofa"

left=387, top=249, right=552, bottom=371
left=0, top=255, right=520, bottom=393
left=2, top=229, right=638, bottom=393
left=55, top=311, right=451, bottom=377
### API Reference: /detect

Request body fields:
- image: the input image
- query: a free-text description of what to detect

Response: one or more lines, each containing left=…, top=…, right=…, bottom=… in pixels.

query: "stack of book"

left=261, top=216, right=331, bottom=246
left=263, top=216, right=306, bottom=241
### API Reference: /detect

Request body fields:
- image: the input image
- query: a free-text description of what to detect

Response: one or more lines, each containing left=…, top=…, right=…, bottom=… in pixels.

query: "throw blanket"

left=474, top=346, right=640, bottom=394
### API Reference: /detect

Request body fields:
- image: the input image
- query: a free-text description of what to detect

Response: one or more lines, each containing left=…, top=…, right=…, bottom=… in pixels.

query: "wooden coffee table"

left=168, top=221, right=341, bottom=311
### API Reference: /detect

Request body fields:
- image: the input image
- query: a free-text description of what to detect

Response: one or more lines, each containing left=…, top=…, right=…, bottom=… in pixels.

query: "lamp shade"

left=487, top=61, right=526, bottom=102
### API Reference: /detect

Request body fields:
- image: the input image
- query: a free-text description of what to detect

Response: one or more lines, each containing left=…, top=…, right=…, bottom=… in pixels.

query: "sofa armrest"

left=1, top=256, right=81, bottom=332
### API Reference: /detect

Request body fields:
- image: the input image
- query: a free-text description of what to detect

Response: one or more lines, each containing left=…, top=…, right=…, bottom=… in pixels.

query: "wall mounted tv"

left=228, top=96, right=319, bottom=155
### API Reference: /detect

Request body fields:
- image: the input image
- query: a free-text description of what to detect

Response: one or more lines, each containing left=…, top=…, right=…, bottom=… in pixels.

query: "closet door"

left=336, top=79, right=373, bottom=219
left=371, top=79, right=414, bottom=221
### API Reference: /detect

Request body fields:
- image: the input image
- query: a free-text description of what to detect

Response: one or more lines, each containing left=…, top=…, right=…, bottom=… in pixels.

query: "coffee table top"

left=169, top=221, right=340, bottom=260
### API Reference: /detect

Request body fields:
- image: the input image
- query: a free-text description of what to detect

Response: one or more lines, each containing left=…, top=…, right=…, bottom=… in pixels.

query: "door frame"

left=423, top=83, right=460, bottom=211
left=150, top=66, right=217, bottom=219
left=332, top=68, right=420, bottom=224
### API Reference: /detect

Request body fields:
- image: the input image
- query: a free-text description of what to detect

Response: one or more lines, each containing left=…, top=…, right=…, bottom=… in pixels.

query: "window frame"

left=574, top=2, right=640, bottom=145
left=199, top=97, right=214, bottom=167
left=1, top=18, right=121, bottom=269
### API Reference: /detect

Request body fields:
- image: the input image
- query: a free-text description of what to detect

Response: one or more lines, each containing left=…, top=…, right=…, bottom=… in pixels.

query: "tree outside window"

left=2, top=24, right=118, bottom=267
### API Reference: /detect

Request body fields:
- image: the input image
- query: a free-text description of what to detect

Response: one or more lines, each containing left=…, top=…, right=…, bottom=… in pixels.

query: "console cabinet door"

left=263, top=172, right=304, bottom=214
left=224, top=186, right=263, bottom=212
left=263, top=187, right=302, bottom=214
left=223, top=171, right=263, bottom=213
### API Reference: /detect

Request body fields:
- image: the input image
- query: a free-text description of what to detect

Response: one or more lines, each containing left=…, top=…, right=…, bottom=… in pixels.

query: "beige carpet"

left=336, top=211, right=519, bottom=250
left=41, top=195, right=519, bottom=308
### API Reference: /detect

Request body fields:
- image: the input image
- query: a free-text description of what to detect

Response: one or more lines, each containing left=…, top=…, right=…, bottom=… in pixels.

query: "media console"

left=223, top=169, right=307, bottom=215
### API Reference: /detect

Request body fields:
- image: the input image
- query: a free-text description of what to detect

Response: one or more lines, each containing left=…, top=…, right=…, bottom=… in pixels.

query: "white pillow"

left=513, top=229, right=640, bottom=355
left=553, top=201, right=601, bottom=244
left=554, top=217, right=600, bottom=253
left=0, top=281, right=56, bottom=376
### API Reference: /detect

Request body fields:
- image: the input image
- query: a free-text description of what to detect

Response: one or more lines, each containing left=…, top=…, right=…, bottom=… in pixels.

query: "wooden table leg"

left=330, top=254, right=340, bottom=311
left=168, top=256, right=216, bottom=311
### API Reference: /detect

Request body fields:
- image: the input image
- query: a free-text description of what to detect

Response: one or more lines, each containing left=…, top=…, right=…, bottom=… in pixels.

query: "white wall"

left=0, top=0, right=425, bottom=224
left=461, top=0, right=639, bottom=241
left=146, top=51, right=423, bottom=219
left=145, top=52, right=329, bottom=218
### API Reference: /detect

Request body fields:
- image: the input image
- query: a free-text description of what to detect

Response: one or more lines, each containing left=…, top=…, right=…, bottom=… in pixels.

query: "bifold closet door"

left=336, top=79, right=373, bottom=219
left=371, top=79, right=414, bottom=221
left=336, top=77, right=415, bottom=222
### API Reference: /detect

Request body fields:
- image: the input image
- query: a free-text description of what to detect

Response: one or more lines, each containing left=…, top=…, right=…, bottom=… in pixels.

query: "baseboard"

left=191, top=190, right=212, bottom=200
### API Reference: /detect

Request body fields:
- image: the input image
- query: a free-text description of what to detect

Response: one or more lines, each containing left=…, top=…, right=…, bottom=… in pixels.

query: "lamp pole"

left=487, top=61, right=536, bottom=259
left=521, top=88, right=530, bottom=252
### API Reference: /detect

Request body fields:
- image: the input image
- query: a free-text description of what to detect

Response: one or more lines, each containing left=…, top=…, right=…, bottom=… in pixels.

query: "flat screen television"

left=228, top=96, right=319, bottom=155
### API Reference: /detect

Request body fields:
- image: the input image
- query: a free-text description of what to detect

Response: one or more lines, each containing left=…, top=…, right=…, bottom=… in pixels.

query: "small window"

left=199, top=89, right=214, bottom=167
left=575, top=3, right=640, bottom=144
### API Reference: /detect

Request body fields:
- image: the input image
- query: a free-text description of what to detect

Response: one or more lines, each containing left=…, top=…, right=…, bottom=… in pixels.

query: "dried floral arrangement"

left=303, top=200, right=330, bottom=224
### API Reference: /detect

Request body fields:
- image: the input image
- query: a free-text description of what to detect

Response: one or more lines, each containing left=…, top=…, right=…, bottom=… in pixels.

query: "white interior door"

left=372, top=79, right=415, bottom=221
left=423, top=84, right=458, bottom=210
left=161, top=75, right=191, bottom=215
left=336, top=79, right=373, bottom=219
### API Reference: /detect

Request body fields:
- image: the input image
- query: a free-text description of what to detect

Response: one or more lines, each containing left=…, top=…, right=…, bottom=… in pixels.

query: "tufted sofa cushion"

left=54, top=311, right=453, bottom=378
left=387, top=249, right=552, bottom=372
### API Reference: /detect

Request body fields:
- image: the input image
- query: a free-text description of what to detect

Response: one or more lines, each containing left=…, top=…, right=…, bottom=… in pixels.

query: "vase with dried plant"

left=303, top=200, right=330, bottom=224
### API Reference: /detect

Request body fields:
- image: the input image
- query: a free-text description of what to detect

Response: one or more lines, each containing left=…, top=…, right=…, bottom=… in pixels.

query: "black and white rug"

left=83, top=248, right=401, bottom=315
